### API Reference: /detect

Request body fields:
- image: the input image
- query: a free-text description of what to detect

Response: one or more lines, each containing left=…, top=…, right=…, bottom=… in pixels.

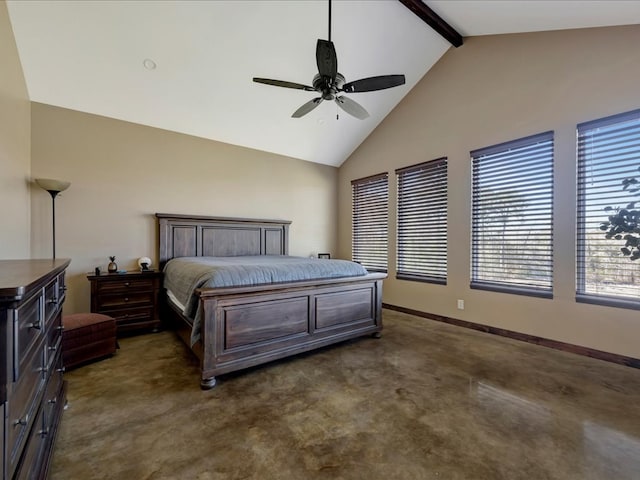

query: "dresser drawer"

left=14, top=292, right=44, bottom=380
left=7, top=344, right=46, bottom=474
left=44, top=351, right=64, bottom=433
left=46, top=332, right=62, bottom=374
left=43, top=278, right=59, bottom=324
left=57, top=271, right=67, bottom=303
left=97, top=291, right=154, bottom=310
left=46, top=311, right=62, bottom=343
left=14, top=405, right=47, bottom=480
left=97, top=277, right=156, bottom=294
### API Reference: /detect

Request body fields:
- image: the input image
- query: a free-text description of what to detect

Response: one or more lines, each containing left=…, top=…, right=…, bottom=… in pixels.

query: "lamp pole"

left=46, top=190, right=60, bottom=259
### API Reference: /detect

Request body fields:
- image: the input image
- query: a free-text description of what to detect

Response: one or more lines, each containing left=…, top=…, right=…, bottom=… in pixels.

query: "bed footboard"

left=194, top=274, right=384, bottom=388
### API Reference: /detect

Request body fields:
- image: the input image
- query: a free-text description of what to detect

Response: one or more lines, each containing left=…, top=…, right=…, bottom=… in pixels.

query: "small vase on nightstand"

left=107, top=256, right=118, bottom=273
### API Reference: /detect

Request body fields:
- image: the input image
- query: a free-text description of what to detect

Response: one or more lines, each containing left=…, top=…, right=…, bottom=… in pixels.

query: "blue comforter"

left=163, top=255, right=368, bottom=344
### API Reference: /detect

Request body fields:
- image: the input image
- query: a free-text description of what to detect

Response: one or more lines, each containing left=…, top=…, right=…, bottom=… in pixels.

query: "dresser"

left=0, top=258, right=70, bottom=480
left=87, top=271, right=162, bottom=335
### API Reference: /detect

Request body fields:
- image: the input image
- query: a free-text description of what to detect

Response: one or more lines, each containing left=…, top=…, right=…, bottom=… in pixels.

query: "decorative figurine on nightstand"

left=107, top=256, right=118, bottom=273
left=137, top=256, right=152, bottom=272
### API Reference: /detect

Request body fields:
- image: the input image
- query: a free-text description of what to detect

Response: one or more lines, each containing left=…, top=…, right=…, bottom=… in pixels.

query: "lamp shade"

left=138, top=257, right=152, bottom=269
left=35, top=178, right=70, bottom=259
left=35, top=178, right=71, bottom=193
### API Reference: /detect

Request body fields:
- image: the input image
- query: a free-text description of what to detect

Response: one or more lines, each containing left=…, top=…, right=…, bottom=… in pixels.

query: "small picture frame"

left=318, top=253, right=331, bottom=259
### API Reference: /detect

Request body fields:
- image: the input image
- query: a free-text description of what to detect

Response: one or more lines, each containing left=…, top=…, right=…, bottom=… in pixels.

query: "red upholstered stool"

left=62, top=313, right=117, bottom=369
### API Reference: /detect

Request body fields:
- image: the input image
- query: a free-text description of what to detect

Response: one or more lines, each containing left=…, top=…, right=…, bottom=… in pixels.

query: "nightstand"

left=87, top=270, right=162, bottom=335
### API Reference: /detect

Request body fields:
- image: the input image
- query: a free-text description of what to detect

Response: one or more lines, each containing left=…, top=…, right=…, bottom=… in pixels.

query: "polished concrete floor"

left=50, top=309, right=640, bottom=480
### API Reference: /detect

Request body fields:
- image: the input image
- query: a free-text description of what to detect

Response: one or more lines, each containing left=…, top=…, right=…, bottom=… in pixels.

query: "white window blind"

left=577, top=108, right=640, bottom=310
left=352, top=173, right=388, bottom=272
left=396, top=158, right=448, bottom=284
left=471, top=131, right=554, bottom=297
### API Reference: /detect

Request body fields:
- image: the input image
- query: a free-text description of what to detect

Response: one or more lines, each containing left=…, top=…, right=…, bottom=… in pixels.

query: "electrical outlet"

left=457, top=299, right=464, bottom=310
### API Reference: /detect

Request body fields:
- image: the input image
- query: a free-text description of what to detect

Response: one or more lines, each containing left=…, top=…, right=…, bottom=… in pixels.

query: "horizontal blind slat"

left=397, top=158, right=447, bottom=282
left=352, top=173, right=389, bottom=272
left=472, top=132, right=554, bottom=296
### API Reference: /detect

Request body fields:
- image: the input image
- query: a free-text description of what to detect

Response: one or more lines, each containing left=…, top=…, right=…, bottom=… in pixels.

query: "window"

left=577, top=109, right=640, bottom=309
left=471, top=131, right=554, bottom=297
left=396, top=158, right=448, bottom=284
left=352, top=173, right=388, bottom=272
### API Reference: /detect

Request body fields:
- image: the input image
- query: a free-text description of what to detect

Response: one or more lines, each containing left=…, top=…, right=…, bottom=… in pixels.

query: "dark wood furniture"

left=0, top=258, right=70, bottom=480
left=156, top=213, right=385, bottom=389
left=87, top=270, right=162, bottom=336
left=61, top=313, right=117, bottom=369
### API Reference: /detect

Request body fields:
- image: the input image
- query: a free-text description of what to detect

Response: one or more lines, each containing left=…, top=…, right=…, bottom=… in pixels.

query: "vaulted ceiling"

left=7, top=1, right=640, bottom=166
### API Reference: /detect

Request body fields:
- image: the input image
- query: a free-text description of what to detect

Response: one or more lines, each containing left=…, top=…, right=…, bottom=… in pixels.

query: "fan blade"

left=253, top=78, right=315, bottom=91
left=292, top=98, right=323, bottom=118
left=341, top=74, right=406, bottom=93
left=335, top=96, right=369, bottom=120
left=316, top=39, right=337, bottom=81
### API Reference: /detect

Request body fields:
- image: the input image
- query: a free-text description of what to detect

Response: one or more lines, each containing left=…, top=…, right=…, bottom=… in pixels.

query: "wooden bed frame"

left=156, top=213, right=385, bottom=389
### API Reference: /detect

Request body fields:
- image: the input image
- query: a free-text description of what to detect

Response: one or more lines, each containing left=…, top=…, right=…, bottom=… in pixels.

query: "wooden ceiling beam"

left=399, top=0, right=463, bottom=48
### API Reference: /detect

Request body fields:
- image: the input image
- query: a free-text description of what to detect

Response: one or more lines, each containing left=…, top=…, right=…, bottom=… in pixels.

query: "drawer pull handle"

left=124, top=297, right=129, bottom=302
left=14, top=414, right=29, bottom=427
left=62, top=285, right=68, bottom=291
left=57, top=367, right=66, bottom=373
left=48, top=298, right=58, bottom=305
left=48, top=397, right=57, bottom=405
left=56, top=325, right=65, bottom=331
left=125, top=282, right=130, bottom=286
left=30, top=321, right=42, bottom=330
left=39, top=428, right=49, bottom=437
left=49, top=345, right=57, bottom=351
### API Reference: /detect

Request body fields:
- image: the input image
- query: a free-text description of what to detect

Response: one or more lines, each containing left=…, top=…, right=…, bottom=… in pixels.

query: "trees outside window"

left=577, top=109, right=640, bottom=309
left=471, top=131, right=554, bottom=297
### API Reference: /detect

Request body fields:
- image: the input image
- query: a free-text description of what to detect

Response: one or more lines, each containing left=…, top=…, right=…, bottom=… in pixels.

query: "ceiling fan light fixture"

left=252, top=0, right=405, bottom=120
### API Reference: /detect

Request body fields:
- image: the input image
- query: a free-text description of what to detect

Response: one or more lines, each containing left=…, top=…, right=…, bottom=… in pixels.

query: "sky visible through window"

left=578, top=114, right=640, bottom=301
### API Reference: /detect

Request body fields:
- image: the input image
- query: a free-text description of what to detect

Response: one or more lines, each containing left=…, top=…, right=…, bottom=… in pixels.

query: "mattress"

left=163, top=255, right=369, bottom=344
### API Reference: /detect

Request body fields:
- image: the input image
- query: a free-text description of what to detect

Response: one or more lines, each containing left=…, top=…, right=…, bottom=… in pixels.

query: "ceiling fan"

left=253, top=0, right=406, bottom=120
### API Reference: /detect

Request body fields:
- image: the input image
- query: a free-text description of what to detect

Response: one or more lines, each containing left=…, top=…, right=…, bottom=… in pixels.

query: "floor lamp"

left=35, top=178, right=71, bottom=259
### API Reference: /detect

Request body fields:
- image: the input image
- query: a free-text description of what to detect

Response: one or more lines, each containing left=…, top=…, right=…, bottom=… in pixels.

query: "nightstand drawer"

left=97, top=277, right=156, bottom=294
left=97, top=292, right=154, bottom=310
left=109, top=306, right=154, bottom=325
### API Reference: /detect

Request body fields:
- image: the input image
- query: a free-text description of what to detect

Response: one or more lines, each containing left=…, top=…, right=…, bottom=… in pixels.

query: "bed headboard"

left=156, top=213, right=291, bottom=269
